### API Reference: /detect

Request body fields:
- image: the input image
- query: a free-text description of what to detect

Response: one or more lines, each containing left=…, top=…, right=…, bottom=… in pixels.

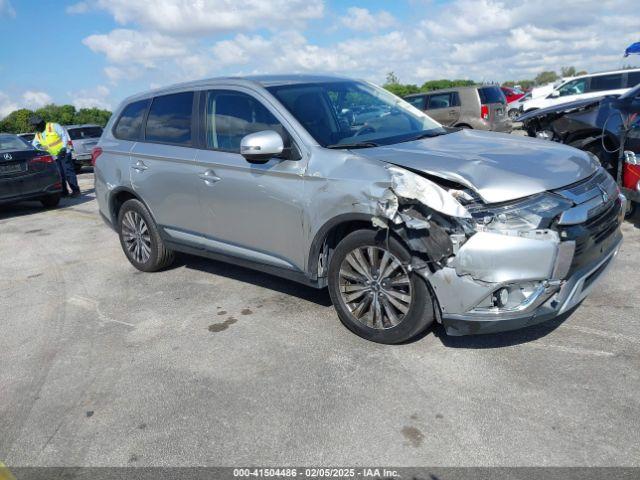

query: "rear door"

left=67, top=126, right=103, bottom=158
left=130, top=91, right=205, bottom=234
left=425, top=92, right=460, bottom=125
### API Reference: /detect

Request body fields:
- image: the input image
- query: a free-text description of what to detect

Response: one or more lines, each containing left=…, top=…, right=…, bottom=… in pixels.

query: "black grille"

left=556, top=197, right=621, bottom=275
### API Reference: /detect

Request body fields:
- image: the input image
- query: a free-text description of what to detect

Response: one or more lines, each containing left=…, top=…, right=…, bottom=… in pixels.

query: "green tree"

left=534, top=70, right=559, bottom=86
left=420, top=79, right=475, bottom=91
left=75, top=108, right=112, bottom=126
left=0, top=108, right=34, bottom=133
left=560, top=66, right=577, bottom=77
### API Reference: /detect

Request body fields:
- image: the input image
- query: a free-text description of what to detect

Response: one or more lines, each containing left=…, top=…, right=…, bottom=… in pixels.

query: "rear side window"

left=478, top=86, right=506, bottom=104
left=114, top=100, right=149, bottom=141
left=589, top=74, right=624, bottom=92
left=145, top=92, right=194, bottom=146
left=205, top=90, right=286, bottom=152
left=406, top=96, right=426, bottom=109
left=626, top=71, right=640, bottom=88
left=68, top=126, right=103, bottom=140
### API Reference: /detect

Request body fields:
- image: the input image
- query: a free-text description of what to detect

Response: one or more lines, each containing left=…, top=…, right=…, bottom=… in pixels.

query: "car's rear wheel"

left=40, top=193, right=60, bottom=208
left=117, top=199, right=174, bottom=272
left=328, top=229, right=435, bottom=344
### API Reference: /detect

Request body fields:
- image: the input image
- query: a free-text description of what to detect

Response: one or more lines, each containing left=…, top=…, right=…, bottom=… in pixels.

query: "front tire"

left=117, top=199, right=174, bottom=272
left=328, top=229, right=435, bottom=344
left=625, top=201, right=636, bottom=219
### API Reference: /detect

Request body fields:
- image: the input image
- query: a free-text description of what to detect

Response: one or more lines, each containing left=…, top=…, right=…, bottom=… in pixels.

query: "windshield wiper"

left=326, top=141, right=379, bottom=149
left=407, top=130, right=449, bottom=142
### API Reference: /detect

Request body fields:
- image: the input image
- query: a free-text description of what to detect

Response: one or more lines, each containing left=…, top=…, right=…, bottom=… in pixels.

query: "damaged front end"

left=371, top=165, right=623, bottom=336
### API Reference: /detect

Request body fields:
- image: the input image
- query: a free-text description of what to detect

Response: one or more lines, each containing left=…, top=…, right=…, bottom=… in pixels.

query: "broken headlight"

left=468, top=193, right=572, bottom=234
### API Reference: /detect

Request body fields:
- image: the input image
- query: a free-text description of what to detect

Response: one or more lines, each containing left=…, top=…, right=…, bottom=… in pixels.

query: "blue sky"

left=1, top=0, right=638, bottom=116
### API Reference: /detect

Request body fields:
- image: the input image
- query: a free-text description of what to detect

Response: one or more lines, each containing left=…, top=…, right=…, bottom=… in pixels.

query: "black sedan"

left=0, top=133, right=62, bottom=208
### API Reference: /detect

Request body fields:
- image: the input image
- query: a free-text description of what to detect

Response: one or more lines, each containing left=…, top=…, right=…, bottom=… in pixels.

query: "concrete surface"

left=1, top=171, right=639, bottom=467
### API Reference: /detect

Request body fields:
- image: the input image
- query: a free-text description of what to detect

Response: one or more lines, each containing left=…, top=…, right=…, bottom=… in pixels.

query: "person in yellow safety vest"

left=30, top=116, right=81, bottom=197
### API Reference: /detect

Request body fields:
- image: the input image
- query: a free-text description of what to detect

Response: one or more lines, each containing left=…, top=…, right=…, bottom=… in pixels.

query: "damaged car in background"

left=95, top=75, right=626, bottom=344
left=518, top=82, right=640, bottom=218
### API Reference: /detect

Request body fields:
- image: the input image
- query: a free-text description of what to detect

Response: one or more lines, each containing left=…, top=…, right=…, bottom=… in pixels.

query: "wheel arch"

left=307, top=213, right=376, bottom=280
left=108, top=187, right=151, bottom=227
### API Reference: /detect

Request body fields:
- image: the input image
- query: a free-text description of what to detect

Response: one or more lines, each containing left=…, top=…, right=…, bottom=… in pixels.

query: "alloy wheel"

left=338, top=246, right=412, bottom=330
left=121, top=210, right=152, bottom=264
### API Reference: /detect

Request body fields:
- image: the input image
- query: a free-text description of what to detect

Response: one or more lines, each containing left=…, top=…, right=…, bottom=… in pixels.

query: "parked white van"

left=522, top=69, right=640, bottom=112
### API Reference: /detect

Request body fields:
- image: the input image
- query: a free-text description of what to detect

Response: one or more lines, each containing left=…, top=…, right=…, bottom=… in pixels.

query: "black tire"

left=508, top=108, right=520, bottom=120
left=625, top=201, right=637, bottom=219
left=327, top=229, right=435, bottom=344
left=117, top=198, right=174, bottom=272
left=40, top=193, right=61, bottom=208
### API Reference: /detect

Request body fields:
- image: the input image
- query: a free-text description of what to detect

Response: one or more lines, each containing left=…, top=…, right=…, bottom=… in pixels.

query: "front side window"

left=267, top=81, right=444, bottom=147
left=557, top=79, right=587, bottom=97
left=205, top=90, right=287, bottom=153
left=113, top=99, right=149, bottom=141
left=145, top=92, right=193, bottom=145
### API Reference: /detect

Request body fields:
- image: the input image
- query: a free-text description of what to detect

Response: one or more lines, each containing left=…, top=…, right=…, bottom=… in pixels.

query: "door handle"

left=132, top=160, right=148, bottom=171
left=199, top=169, right=221, bottom=185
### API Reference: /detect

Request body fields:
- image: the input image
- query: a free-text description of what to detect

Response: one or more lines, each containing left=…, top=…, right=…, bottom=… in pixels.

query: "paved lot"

left=1, top=172, right=639, bottom=467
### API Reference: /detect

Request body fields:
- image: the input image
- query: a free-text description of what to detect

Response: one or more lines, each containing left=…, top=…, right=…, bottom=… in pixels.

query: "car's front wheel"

left=328, top=229, right=435, bottom=344
left=117, top=199, right=174, bottom=272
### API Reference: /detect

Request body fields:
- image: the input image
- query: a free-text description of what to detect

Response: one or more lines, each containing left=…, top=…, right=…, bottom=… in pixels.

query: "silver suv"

left=95, top=74, right=625, bottom=344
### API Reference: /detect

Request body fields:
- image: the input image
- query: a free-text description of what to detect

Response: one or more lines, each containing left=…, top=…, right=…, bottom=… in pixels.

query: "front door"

left=193, top=88, right=308, bottom=272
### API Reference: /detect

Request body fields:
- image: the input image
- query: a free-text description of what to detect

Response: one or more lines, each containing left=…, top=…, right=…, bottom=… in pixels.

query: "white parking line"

left=525, top=342, right=615, bottom=357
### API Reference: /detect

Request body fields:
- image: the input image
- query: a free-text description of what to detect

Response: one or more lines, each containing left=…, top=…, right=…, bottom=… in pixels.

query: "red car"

left=501, top=86, right=525, bottom=104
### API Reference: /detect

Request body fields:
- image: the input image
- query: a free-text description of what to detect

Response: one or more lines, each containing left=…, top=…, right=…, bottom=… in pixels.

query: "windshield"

left=0, top=134, right=31, bottom=151
left=266, top=80, right=445, bottom=147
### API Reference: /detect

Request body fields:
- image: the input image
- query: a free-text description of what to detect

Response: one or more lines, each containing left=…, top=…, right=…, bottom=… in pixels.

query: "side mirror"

left=240, top=130, right=284, bottom=164
left=624, top=151, right=638, bottom=165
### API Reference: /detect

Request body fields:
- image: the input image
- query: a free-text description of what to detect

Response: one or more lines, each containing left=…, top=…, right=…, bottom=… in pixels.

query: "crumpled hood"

left=358, top=129, right=599, bottom=203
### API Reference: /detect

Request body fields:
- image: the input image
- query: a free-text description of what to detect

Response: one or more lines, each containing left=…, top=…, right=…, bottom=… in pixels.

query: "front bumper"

left=439, top=232, right=621, bottom=335
left=421, top=191, right=625, bottom=336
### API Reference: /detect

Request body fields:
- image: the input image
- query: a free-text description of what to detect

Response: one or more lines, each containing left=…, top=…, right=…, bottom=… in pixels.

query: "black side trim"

left=165, top=240, right=322, bottom=288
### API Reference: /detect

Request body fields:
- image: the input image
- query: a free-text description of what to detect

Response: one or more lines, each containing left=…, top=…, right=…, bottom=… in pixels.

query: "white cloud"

left=83, top=29, right=188, bottom=67
left=94, top=0, right=324, bottom=35
left=81, top=0, right=640, bottom=90
left=70, top=85, right=112, bottom=110
left=0, top=91, right=18, bottom=119
left=339, top=7, right=397, bottom=32
left=22, top=91, right=53, bottom=109
left=0, top=0, right=15, bottom=17
left=66, top=1, right=89, bottom=14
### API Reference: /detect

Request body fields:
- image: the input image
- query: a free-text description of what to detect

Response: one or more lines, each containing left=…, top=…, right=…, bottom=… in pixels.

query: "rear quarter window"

left=114, top=99, right=149, bottom=141
left=589, top=74, right=624, bottom=92
left=145, top=92, right=194, bottom=146
left=68, top=127, right=103, bottom=140
left=626, top=71, right=640, bottom=88
left=478, top=86, right=506, bottom=105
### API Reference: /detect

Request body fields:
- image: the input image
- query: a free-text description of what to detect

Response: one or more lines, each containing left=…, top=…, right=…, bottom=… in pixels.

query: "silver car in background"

left=95, top=74, right=624, bottom=344
left=64, top=124, right=103, bottom=172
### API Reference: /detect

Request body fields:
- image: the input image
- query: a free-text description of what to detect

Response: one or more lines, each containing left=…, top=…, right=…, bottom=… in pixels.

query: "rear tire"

left=327, top=229, right=435, bottom=344
left=117, top=199, right=174, bottom=272
left=625, top=201, right=636, bottom=219
left=40, top=194, right=60, bottom=208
